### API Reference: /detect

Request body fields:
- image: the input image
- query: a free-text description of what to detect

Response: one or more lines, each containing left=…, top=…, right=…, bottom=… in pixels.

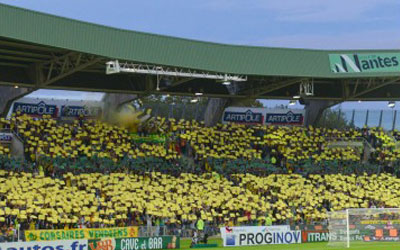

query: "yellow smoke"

left=111, top=104, right=151, bottom=133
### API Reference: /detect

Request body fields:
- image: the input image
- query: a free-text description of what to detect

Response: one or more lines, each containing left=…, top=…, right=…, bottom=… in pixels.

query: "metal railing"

left=321, top=109, right=400, bottom=130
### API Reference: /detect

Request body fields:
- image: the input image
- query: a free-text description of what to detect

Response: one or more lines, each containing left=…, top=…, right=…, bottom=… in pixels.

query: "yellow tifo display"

left=0, top=144, right=10, bottom=156
left=3, top=114, right=179, bottom=161
left=1, top=170, right=400, bottom=227
left=179, top=124, right=362, bottom=161
left=2, top=114, right=400, bottom=164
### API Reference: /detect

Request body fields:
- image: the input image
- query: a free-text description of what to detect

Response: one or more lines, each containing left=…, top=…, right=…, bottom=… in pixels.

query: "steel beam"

left=33, top=52, right=103, bottom=86
left=351, top=77, right=400, bottom=99
left=0, top=39, right=64, bottom=52
left=242, top=78, right=307, bottom=98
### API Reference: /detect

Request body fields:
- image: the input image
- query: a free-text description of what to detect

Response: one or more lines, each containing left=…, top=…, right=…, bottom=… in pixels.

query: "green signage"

left=130, top=134, right=166, bottom=144
left=329, top=53, right=400, bottom=73
left=89, top=236, right=180, bottom=250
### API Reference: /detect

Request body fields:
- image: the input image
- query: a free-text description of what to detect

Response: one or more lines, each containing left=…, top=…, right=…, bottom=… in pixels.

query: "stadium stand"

left=0, top=170, right=399, bottom=232
left=1, top=114, right=400, bottom=241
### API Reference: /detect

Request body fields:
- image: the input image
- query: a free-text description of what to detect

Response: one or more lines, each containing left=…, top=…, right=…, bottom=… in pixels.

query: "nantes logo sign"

left=329, top=53, right=400, bottom=73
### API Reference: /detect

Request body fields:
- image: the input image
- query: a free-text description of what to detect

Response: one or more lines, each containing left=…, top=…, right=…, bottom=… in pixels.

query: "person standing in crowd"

left=196, top=217, right=204, bottom=240
left=265, top=214, right=273, bottom=226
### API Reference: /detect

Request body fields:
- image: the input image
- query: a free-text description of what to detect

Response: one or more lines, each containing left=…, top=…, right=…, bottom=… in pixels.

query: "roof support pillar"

left=204, top=98, right=231, bottom=127
left=304, top=99, right=338, bottom=126
left=0, top=86, right=32, bottom=117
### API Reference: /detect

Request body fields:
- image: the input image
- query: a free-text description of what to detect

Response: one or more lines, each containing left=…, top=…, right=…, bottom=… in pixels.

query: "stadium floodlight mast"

left=105, top=60, right=247, bottom=83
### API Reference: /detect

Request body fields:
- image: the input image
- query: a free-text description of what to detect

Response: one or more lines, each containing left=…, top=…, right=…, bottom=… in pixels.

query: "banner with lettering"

left=329, top=53, right=400, bottom=74
left=61, top=105, right=103, bottom=119
left=0, top=240, right=88, bottom=250
left=13, top=101, right=58, bottom=118
left=88, top=236, right=180, bottom=250
left=301, top=230, right=331, bottom=242
left=9, top=97, right=103, bottom=119
left=222, top=107, right=305, bottom=126
left=220, top=226, right=300, bottom=247
left=25, top=227, right=138, bottom=242
left=0, top=132, right=12, bottom=143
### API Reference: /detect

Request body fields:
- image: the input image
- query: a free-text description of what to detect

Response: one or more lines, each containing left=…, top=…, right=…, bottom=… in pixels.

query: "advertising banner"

left=221, top=107, right=305, bottom=126
left=25, top=227, right=138, bottom=242
left=220, top=226, right=300, bottom=246
left=0, top=240, right=88, bottom=250
left=13, top=101, right=59, bottom=118
left=61, top=105, right=103, bottom=119
left=9, top=97, right=103, bottom=119
left=0, top=132, right=12, bottom=143
left=361, top=219, right=400, bottom=225
left=222, top=108, right=265, bottom=125
left=88, top=236, right=179, bottom=250
left=264, top=110, right=304, bottom=126
left=301, top=230, right=331, bottom=242
left=329, top=53, right=400, bottom=74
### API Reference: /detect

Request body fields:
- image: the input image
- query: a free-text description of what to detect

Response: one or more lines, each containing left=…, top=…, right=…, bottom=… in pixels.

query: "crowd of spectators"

left=2, top=114, right=400, bottom=168
left=0, top=114, right=400, bottom=240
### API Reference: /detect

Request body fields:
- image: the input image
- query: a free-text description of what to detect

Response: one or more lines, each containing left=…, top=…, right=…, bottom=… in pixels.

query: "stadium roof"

left=1, top=3, right=400, bottom=101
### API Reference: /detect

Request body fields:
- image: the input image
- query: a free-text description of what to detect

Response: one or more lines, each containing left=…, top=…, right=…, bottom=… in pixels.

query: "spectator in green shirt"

left=265, top=215, right=272, bottom=226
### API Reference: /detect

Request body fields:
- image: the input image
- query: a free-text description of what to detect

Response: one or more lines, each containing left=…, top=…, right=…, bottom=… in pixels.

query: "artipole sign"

left=329, top=53, right=400, bottom=73
left=222, top=107, right=305, bottom=126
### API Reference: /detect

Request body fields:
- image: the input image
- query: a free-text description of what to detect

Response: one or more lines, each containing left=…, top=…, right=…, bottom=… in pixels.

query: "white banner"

left=0, top=240, right=88, bottom=250
left=8, top=97, right=103, bottom=119
left=0, top=132, right=12, bottom=143
left=220, top=226, right=301, bottom=246
left=221, top=107, right=305, bottom=126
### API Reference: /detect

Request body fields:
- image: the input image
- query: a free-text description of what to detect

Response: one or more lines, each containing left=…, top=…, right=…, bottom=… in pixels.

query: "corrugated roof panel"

left=1, top=3, right=400, bottom=78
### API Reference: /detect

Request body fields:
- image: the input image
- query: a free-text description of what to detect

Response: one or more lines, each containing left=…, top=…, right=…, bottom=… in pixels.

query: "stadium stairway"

left=0, top=128, right=25, bottom=159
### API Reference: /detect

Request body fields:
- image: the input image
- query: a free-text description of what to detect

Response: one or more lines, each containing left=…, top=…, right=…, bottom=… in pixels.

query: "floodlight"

left=289, top=100, right=296, bottom=106
left=388, top=101, right=395, bottom=108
